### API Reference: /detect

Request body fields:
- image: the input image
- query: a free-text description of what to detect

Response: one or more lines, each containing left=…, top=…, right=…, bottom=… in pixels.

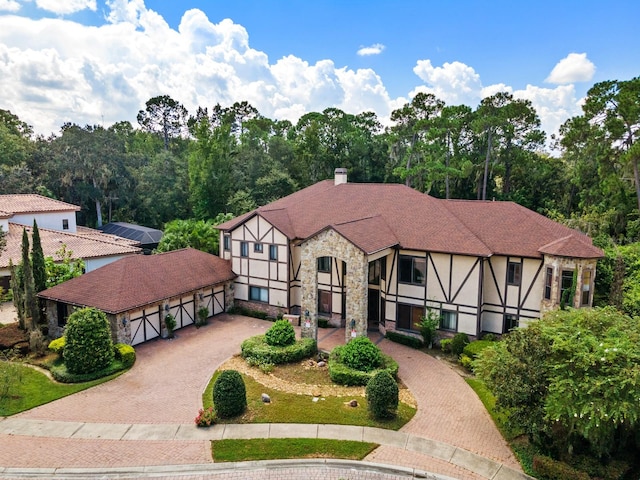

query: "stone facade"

left=540, top=255, right=598, bottom=314
left=300, top=228, right=368, bottom=343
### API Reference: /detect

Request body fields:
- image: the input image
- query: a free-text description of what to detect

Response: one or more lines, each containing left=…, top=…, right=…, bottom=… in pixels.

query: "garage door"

left=129, top=307, right=161, bottom=345
left=169, top=295, right=195, bottom=329
left=201, top=286, right=225, bottom=317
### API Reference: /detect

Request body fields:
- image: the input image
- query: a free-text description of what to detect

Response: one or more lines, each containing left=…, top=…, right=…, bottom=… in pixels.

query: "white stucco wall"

left=11, top=212, right=77, bottom=233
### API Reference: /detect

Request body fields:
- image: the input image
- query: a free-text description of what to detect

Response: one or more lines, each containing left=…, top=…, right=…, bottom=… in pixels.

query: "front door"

left=368, top=288, right=379, bottom=330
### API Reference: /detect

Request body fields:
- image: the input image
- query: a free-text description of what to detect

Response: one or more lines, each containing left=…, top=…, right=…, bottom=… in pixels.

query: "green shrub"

left=63, top=307, right=114, bottom=374
left=328, top=350, right=399, bottom=386
left=385, top=331, right=424, bottom=349
left=481, top=332, right=497, bottom=341
left=340, top=337, right=382, bottom=372
left=241, top=335, right=316, bottom=365
left=164, top=314, right=176, bottom=337
left=318, top=318, right=329, bottom=328
left=113, top=343, right=136, bottom=368
left=265, top=319, right=296, bottom=347
left=196, top=306, right=209, bottom=327
left=29, top=329, right=47, bottom=357
left=459, top=353, right=473, bottom=371
left=213, top=370, right=247, bottom=418
left=49, top=357, right=127, bottom=383
left=48, top=336, right=65, bottom=354
left=532, top=455, right=590, bottom=480
left=569, top=455, right=630, bottom=480
left=439, top=338, right=452, bottom=353
left=366, top=370, right=399, bottom=419
left=462, top=340, right=494, bottom=359
left=416, top=310, right=439, bottom=346
left=450, top=332, right=470, bottom=356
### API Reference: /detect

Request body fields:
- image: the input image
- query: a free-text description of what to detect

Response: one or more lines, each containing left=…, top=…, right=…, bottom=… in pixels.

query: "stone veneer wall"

left=540, top=255, right=598, bottom=314
left=300, top=228, right=368, bottom=343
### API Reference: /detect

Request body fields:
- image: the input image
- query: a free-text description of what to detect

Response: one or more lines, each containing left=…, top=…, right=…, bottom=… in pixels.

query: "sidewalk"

left=0, top=418, right=532, bottom=480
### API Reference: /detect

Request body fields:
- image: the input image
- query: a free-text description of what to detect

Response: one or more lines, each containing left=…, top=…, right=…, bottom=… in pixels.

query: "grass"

left=203, top=367, right=415, bottom=430
left=212, top=438, right=378, bottom=462
left=0, top=361, right=124, bottom=416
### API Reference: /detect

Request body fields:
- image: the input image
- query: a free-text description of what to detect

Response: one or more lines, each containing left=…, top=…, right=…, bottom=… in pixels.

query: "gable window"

left=317, top=256, right=331, bottom=273
left=581, top=270, right=592, bottom=306
left=507, top=261, right=522, bottom=286
left=397, top=303, right=423, bottom=331
left=240, top=241, right=248, bottom=257
left=249, top=286, right=268, bottom=303
left=254, top=242, right=263, bottom=253
left=503, top=314, right=519, bottom=332
left=269, top=244, right=278, bottom=261
left=368, top=259, right=381, bottom=285
left=62, top=219, right=69, bottom=230
left=544, top=267, right=553, bottom=300
left=399, top=256, right=426, bottom=285
left=223, top=235, right=230, bottom=251
left=440, top=310, right=457, bottom=331
left=560, top=270, right=574, bottom=304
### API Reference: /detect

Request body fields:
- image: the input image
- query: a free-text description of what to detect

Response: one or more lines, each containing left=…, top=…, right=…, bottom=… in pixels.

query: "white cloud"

left=357, top=43, right=385, bottom=56
left=35, top=0, right=96, bottom=15
left=513, top=84, right=582, bottom=138
left=0, top=0, right=20, bottom=12
left=546, top=52, right=595, bottom=84
left=412, top=59, right=482, bottom=106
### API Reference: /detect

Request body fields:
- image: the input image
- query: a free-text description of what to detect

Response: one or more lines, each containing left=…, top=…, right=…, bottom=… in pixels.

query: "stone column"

left=300, top=244, right=318, bottom=341
left=344, top=251, right=368, bottom=343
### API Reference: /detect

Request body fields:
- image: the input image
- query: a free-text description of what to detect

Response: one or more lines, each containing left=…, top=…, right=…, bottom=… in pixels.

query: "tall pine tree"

left=21, top=228, right=38, bottom=331
left=31, top=220, right=46, bottom=324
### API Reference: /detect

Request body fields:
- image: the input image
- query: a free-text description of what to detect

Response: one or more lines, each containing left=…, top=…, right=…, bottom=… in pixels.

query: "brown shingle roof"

left=218, top=180, right=603, bottom=259
left=0, top=194, right=80, bottom=214
left=38, top=248, right=236, bottom=314
left=0, top=223, right=141, bottom=270
left=330, top=215, right=398, bottom=254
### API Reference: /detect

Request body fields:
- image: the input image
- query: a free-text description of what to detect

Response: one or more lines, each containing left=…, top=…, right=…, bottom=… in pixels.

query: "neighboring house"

left=100, top=222, right=164, bottom=252
left=0, top=194, right=141, bottom=290
left=217, top=168, right=604, bottom=342
left=38, top=248, right=235, bottom=345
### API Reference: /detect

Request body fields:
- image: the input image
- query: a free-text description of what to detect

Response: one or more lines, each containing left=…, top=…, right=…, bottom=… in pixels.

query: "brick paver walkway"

left=0, top=316, right=522, bottom=479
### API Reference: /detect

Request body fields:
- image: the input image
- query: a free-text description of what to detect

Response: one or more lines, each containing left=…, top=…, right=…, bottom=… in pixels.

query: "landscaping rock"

left=261, top=393, right=271, bottom=403
left=317, top=361, right=326, bottom=367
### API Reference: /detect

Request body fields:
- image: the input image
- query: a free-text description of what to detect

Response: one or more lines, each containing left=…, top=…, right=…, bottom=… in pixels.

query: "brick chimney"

left=334, top=168, right=347, bottom=186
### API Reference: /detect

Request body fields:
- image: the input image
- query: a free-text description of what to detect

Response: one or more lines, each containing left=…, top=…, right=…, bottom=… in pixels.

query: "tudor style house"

left=217, top=169, right=603, bottom=342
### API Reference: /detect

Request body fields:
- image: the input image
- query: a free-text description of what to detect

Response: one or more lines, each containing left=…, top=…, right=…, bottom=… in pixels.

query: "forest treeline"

left=2, top=79, right=640, bottom=309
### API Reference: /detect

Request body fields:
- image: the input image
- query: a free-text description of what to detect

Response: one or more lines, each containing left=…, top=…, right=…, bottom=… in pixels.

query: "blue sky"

left=0, top=0, right=638, bottom=140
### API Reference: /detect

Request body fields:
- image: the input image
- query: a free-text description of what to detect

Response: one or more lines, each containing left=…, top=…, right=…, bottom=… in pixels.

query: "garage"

left=39, top=248, right=237, bottom=346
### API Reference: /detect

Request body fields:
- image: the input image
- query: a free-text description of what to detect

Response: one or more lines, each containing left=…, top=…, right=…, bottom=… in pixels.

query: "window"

left=57, top=302, right=68, bottom=327
left=368, top=259, right=381, bottom=285
left=544, top=267, right=553, bottom=300
left=317, top=256, right=331, bottom=273
left=507, top=261, right=522, bottom=286
left=399, top=256, right=426, bottom=285
left=254, top=242, right=263, bottom=253
left=503, top=314, right=519, bottom=332
left=380, top=298, right=386, bottom=326
left=240, top=241, right=248, bottom=257
left=581, top=270, right=592, bottom=306
left=440, top=310, right=457, bottom=331
left=318, top=290, right=332, bottom=315
left=560, top=270, right=574, bottom=304
left=381, top=258, right=387, bottom=281
left=269, top=244, right=278, bottom=261
left=223, top=235, right=230, bottom=251
left=249, top=286, right=268, bottom=303
left=397, top=303, right=424, bottom=331
left=62, top=219, right=69, bottom=230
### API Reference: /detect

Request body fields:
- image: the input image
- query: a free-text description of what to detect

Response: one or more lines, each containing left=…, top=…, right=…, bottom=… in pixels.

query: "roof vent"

left=334, top=168, right=347, bottom=186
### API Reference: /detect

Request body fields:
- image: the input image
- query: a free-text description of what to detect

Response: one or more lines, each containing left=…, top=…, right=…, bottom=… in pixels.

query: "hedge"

left=113, top=343, right=136, bottom=368
left=462, top=340, right=494, bottom=359
left=328, top=349, right=399, bottom=386
left=241, top=335, right=317, bottom=365
left=532, top=455, right=590, bottom=480
left=385, top=331, right=424, bottom=349
left=49, top=358, right=128, bottom=383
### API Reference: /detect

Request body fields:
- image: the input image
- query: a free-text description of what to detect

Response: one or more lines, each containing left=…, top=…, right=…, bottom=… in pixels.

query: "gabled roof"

left=0, top=223, right=141, bottom=270
left=38, top=248, right=236, bottom=314
left=217, top=180, right=603, bottom=259
left=100, top=222, right=163, bottom=245
left=0, top=194, right=80, bottom=214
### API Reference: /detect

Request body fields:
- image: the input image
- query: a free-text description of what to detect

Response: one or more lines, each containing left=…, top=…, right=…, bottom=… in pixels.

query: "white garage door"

left=169, top=295, right=195, bottom=329
left=129, top=307, right=161, bottom=345
left=201, top=286, right=225, bottom=317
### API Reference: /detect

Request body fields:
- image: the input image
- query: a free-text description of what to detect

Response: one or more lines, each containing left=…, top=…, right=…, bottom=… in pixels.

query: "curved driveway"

left=1, top=315, right=520, bottom=479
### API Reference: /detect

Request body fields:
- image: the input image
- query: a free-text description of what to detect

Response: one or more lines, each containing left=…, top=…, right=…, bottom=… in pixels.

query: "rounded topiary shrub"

left=213, top=370, right=247, bottom=418
left=114, top=343, right=136, bottom=368
left=341, top=336, right=382, bottom=372
left=63, top=307, right=114, bottom=374
left=366, top=370, right=399, bottom=419
left=264, top=319, right=296, bottom=347
left=450, top=332, right=470, bottom=356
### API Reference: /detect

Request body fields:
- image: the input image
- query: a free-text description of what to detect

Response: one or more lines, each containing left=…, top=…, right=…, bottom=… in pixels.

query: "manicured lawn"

left=212, top=438, right=378, bottom=462
left=0, top=361, right=123, bottom=416
left=203, top=370, right=415, bottom=430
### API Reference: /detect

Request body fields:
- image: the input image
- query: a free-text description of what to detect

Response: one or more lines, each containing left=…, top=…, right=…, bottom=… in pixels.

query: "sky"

left=0, top=0, right=638, bottom=142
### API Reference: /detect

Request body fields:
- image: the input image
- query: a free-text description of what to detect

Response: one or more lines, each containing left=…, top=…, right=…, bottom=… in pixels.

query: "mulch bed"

left=0, top=322, right=29, bottom=350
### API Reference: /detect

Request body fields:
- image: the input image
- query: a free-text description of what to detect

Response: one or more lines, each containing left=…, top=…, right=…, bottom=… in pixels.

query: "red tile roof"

left=38, top=248, right=236, bottom=313
left=0, top=194, right=80, bottom=214
left=217, top=180, right=603, bottom=259
left=0, top=223, right=141, bottom=270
